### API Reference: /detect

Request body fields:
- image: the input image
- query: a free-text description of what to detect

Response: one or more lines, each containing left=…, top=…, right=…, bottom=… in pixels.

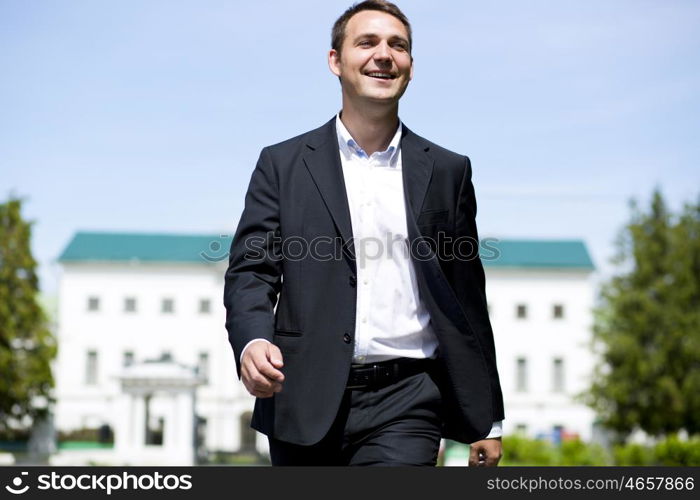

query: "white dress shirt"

left=240, top=114, right=502, bottom=438
left=335, top=115, right=439, bottom=364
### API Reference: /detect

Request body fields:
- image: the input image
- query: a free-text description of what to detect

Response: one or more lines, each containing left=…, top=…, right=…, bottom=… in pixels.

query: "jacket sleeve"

left=453, top=155, right=505, bottom=422
left=224, top=147, right=283, bottom=379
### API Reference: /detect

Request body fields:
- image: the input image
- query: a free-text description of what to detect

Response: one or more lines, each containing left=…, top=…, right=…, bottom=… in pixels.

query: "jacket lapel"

left=401, top=125, right=434, bottom=223
left=302, top=118, right=356, bottom=262
left=302, top=119, right=434, bottom=264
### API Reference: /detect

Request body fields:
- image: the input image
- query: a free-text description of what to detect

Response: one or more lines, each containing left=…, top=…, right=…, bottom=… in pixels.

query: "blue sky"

left=1, top=0, right=699, bottom=293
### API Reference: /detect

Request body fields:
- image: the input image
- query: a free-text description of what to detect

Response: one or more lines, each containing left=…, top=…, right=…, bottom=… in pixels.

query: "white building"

left=54, top=232, right=597, bottom=464
left=54, top=232, right=260, bottom=463
left=483, top=238, right=597, bottom=442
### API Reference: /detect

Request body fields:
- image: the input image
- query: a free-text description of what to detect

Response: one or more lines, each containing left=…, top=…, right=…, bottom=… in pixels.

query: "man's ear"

left=328, top=49, right=342, bottom=78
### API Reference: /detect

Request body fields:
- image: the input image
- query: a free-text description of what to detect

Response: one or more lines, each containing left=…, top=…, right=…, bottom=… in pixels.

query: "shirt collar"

left=335, top=113, right=402, bottom=167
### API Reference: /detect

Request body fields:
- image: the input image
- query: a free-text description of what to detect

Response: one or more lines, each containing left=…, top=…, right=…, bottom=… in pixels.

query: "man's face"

left=329, top=10, right=413, bottom=107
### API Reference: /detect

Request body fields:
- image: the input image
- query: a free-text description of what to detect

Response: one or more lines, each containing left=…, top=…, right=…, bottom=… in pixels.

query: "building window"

left=198, top=352, right=210, bottom=384
left=123, top=351, right=134, bottom=367
left=553, top=304, right=564, bottom=319
left=552, top=357, right=565, bottom=393
left=516, top=357, right=528, bottom=392
left=161, top=298, right=174, bottom=314
left=160, top=351, right=172, bottom=362
left=516, top=304, right=527, bottom=319
left=86, top=350, right=98, bottom=385
left=199, top=299, right=211, bottom=314
left=124, top=297, right=137, bottom=313
left=87, top=296, right=100, bottom=312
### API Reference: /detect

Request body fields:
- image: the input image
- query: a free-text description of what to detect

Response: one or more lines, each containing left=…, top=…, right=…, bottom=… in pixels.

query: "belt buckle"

left=346, top=364, right=381, bottom=390
left=346, top=366, right=371, bottom=390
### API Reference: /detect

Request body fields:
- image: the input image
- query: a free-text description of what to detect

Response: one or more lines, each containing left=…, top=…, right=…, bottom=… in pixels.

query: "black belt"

left=346, top=357, right=435, bottom=390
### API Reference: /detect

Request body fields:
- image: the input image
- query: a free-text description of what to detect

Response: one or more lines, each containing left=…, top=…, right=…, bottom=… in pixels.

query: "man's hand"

left=469, top=437, right=502, bottom=467
left=240, top=341, right=285, bottom=398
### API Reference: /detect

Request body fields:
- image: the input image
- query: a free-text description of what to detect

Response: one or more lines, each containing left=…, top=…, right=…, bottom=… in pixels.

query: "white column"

left=163, top=390, right=178, bottom=454
left=113, top=392, right=133, bottom=457
left=132, top=394, right=147, bottom=454
left=175, top=390, right=195, bottom=465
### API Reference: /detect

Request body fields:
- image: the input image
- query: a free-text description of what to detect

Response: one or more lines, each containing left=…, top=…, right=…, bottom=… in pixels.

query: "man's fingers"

left=254, top=344, right=284, bottom=381
left=244, top=374, right=281, bottom=398
left=250, top=371, right=283, bottom=391
left=250, top=381, right=278, bottom=397
left=468, top=445, right=482, bottom=467
left=468, top=440, right=502, bottom=467
left=267, top=343, right=284, bottom=369
left=239, top=341, right=285, bottom=397
left=250, top=388, right=274, bottom=398
left=245, top=346, right=284, bottom=381
left=240, top=345, right=284, bottom=396
left=256, top=358, right=285, bottom=383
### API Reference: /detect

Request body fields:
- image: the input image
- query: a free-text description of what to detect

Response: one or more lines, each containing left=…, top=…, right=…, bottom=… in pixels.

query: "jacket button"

left=349, top=275, right=357, bottom=287
left=343, top=333, right=352, bottom=344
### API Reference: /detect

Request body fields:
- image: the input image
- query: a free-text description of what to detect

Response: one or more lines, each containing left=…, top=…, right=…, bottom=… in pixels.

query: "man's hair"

left=331, top=0, right=412, bottom=55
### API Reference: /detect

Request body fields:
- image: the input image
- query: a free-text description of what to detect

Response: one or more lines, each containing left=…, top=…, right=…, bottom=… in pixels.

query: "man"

left=224, top=0, right=504, bottom=466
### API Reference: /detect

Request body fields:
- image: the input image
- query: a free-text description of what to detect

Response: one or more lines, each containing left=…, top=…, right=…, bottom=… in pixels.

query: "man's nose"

left=373, top=41, right=391, bottom=63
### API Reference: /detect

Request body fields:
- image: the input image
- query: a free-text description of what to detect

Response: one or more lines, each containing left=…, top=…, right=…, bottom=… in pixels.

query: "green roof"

left=58, top=232, right=594, bottom=270
left=58, top=232, right=232, bottom=264
left=481, top=239, right=594, bottom=270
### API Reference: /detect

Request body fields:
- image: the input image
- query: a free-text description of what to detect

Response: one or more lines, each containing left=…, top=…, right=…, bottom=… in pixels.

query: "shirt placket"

left=354, top=154, right=376, bottom=362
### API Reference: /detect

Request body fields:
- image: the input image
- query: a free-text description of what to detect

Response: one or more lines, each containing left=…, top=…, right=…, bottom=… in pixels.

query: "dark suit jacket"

left=224, top=117, right=504, bottom=445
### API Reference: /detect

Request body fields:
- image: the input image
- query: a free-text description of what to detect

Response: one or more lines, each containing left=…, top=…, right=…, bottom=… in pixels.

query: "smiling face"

left=329, top=10, right=413, bottom=108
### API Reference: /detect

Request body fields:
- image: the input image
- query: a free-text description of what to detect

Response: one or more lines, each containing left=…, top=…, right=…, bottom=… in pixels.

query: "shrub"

left=492, top=434, right=699, bottom=466
left=501, top=435, right=610, bottom=466
left=501, top=435, right=557, bottom=466
left=613, top=442, right=655, bottom=466
left=559, top=438, right=611, bottom=465
left=654, top=436, right=700, bottom=466
left=613, top=435, right=700, bottom=465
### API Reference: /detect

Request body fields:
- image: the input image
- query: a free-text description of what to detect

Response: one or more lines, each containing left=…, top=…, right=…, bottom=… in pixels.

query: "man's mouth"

left=365, top=72, right=396, bottom=80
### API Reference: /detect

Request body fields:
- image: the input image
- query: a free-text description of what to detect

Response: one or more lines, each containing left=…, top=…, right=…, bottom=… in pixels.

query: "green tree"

left=586, top=189, right=700, bottom=441
left=0, top=197, right=56, bottom=436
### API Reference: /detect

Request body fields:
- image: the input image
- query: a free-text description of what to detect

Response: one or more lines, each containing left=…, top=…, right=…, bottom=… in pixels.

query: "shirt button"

left=363, top=279, right=369, bottom=285
left=362, top=317, right=367, bottom=324
left=343, top=333, right=352, bottom=344
left=349, top=275, right=357, bottom=287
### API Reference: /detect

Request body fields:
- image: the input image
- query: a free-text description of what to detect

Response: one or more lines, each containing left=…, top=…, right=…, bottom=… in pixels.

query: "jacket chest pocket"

left=417, top=209, right=451, bottom=238
left=273, top=329, right=303, bottom=354
left=417, top=208, right=449, bottom=227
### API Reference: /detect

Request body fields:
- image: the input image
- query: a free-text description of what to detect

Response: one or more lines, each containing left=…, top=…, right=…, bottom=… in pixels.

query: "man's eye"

left=359, top=40, right=372, bottom=47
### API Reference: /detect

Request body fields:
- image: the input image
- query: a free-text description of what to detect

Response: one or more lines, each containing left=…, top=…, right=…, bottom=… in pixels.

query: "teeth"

left=367, top=72, right=393, bottom=79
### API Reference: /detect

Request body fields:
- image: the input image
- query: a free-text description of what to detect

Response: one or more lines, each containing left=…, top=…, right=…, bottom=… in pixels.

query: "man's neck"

left=339, top=101, right=400, bottom=156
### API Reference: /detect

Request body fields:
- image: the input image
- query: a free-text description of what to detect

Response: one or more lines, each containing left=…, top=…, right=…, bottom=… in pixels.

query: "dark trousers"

left=268, top=365, right=444, bottom=466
